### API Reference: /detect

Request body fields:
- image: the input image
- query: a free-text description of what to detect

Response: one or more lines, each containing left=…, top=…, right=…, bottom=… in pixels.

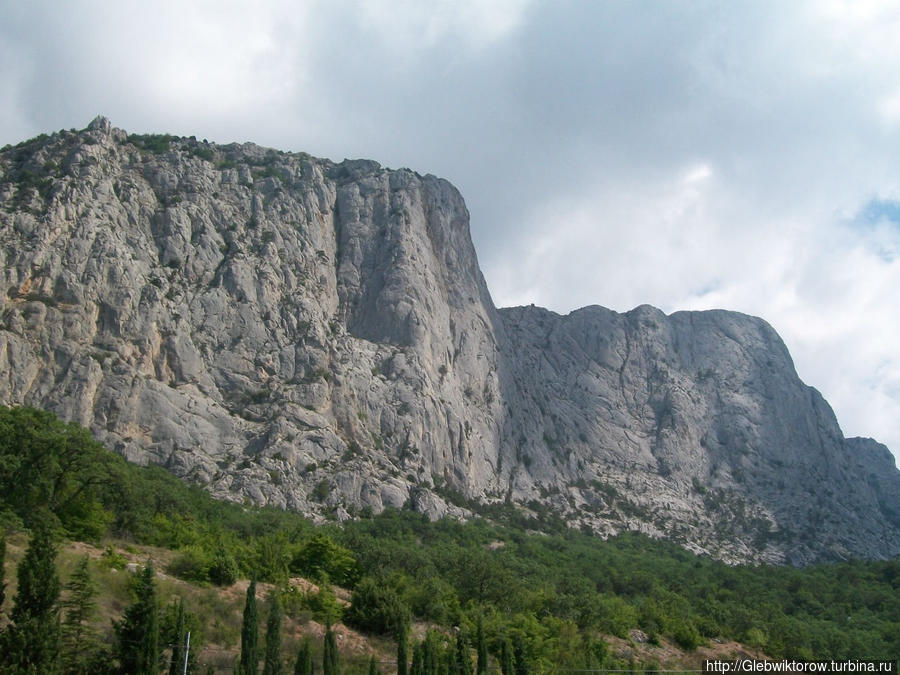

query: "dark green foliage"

left=1, top=407, right=899, bottom=665
left=475, top=616, right=487, bottom=675
left=455, top=632, right=472, bottom=675
left=396, top=620, right=409, bottom=675
left=303, top=581, right=343, bottom=626
left=368, top=654, right=379, bottom=675
left=0, top=518, right=61, bottom=673
left=168, top=598, right=186, bottom=675
left=293, top=638, right=313, bottom=675
left=410, top=642, right=422, bottom=675
left=422, top=631, right=438, bottom=675
left=0, top=531, right=6, bottom=615
left=115, top=563, right=160, bottom=674
left=291, top=532, right=360, bottom=588
left=128, top=133, right=176, bottom=154
left=0, top=406, right=112, bottom=539
left=239, top=579, right=260, bottom=675
left=61, top=555, right=99, bottom=673
left=208, top=545, right=240, bottom=586
left=345, top=576, right=410, bottom=635
left=323, top=625, right=339, bottom=675
left=263, top=590, right=283, bottom=675
left=164, top=597, right=199, bottom=675
left=499, top=638, right=514, bottom=675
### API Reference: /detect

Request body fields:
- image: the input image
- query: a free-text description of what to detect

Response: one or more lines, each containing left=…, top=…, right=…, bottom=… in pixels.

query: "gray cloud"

left=1, top=0, right=898, bottom=457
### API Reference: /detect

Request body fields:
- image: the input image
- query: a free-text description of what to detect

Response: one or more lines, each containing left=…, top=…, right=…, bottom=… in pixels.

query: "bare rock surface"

left=1, top=118, right=898, bottom=563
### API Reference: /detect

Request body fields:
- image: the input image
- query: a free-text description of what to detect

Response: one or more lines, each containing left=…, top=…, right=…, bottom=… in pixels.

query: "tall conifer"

left=239, top=579, right=260, bottom=675
left=1, top=518, right=61, bottom=673
left=116, top=562, right=160, bottom=675
left=293, top=637, right=312, bottom=675
left=61, top=554, right=99, bottom=673
left=263, top=590, right=283, bottom=675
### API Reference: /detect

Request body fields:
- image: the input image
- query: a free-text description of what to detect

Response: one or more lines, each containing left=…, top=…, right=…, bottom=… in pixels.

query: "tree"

left=239, top=579, right=260, bottom=675
left=512, top=635, right=528, bottom=675
left=323, top=624, right=340, bottom=675
left=410, top=642, right=422, bottom=675
left=0, top=531, right=6, bottom=616
left=61, top=554, right=99, bottom=673
left=0, top=518, right=61, bottom=673
left=344, top=577, right=408, bottom=635
left=456, top=632, right=472, bottom=675
left=368, top=654, right=379, bottom=675
left=396, top=620, right=409, bottom=675
left=169, top=598, right=187, bottom=675
left=263, top=590, right=283, bottom=675
left=293, top=638, right=312, bottom=675
left=115, top=562, right=160, bottom=674
left=475, top=617, right=487, bottom=675
left=499, top=638, right=514, bottom=675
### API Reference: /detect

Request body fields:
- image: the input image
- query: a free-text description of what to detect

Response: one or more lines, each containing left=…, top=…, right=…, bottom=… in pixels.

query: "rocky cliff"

left=1, top=118, right=898, bottom=564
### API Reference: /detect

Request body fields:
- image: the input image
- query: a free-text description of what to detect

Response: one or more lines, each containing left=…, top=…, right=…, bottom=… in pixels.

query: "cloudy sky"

left=2, top=0, right=898, bottom=459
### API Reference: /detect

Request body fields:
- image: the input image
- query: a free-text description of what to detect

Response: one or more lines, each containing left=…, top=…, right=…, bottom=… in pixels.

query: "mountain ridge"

left=1, top=117, right=897, bottom=564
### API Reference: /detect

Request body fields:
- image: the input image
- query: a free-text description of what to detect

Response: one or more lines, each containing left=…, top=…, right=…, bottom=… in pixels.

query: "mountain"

left=1, top=117, right=898, bottom=564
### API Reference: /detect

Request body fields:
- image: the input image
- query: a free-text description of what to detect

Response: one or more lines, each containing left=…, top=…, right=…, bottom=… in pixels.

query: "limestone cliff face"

left=1, top=118, right=898, bottom=564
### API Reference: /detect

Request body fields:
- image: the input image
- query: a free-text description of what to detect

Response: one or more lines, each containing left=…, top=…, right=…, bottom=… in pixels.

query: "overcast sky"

left=1, top=0, right=898, bottom=460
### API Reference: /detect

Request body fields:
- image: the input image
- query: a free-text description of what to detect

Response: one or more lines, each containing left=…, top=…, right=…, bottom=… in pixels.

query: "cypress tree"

left=455, top=632, right=471, bottom=675
left=512, top=635, right=527, bottom=675
left=499, top=638, right=514, bottom=675
left=475, top=617, right=487, bottom=675
left=323, top=624, right=340, bottom=675
left=0, top=531, right=6, bottom=615
left=423, top=632, right=438, bottom=675
left=293, top=637, right=312, bottom=675
left=368, top=654, right=379, bottom=675
left=168, top=598, right=186, bottom=675
left=411, top=642, right=423, bottom=675
left=396, top=620, right=409, bottom=675
left=61, top=554, right=99, bottom=673
left=116, top=562, right=160, bottom=675
left=263, top=590, right=283, bottom=675
left=239, top=579, right=260, bottom=675
left=1, top=518, right=61, bottom=673
left=446, top=636, right=460, bottom=675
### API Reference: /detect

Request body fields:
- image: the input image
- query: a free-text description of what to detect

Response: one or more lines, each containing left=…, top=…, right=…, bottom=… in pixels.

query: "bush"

left=208, top=548, right=239, bottom=586
left=167, top=546, right=211, bottom=584
left=344, top=577, right=410, bottom=635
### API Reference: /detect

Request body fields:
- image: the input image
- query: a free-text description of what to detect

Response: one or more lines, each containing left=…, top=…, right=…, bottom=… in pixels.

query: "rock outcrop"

left=1, top=118, right=898, bottom=564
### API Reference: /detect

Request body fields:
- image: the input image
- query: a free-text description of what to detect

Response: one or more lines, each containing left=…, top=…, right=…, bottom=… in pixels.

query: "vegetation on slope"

left=0, top=406, right=898, bottom=672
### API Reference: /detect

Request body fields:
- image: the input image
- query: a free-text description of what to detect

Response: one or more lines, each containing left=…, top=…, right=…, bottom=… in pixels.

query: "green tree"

left=422, top=631, right=438, bottom=675
left=0, top=406, right=111, bottom=538
left=239, top=579, right=260, bottom=675
left=396, top=620, right=409, bottom=675
left=0, top=531, right=6, bottom=616
left=323, top=624, right=340, bottom=675
left=368, top=655, right=379, bottom=675
left=263, top=590, right=283, bottom=675
left=499, top=638, right=514, bottom=675
left=410, top=642, right=422, bottom=675
left=456, top=632, right=472, bottom=675
left=0, top=518, right=61, bottom=673
left=61, top=554, right=99, bottom=673
left=293, top=638, right=312, bottom=675
left=475, top=616, right=487, bottom=675
left=115, top=562, right=160, bottom=674
left=512, top=635, right=528, bottom=675
left=169, top=598, right=190, bottom=675
left=345, top=577, right=409, bottom=635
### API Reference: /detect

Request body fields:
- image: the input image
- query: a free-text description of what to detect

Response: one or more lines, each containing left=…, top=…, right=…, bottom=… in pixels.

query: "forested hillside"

left=0, top=406, right=898, bottom=672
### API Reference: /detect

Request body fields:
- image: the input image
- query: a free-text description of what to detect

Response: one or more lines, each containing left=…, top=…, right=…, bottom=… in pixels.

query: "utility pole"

left=182, top=631, right=191, bottom=675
